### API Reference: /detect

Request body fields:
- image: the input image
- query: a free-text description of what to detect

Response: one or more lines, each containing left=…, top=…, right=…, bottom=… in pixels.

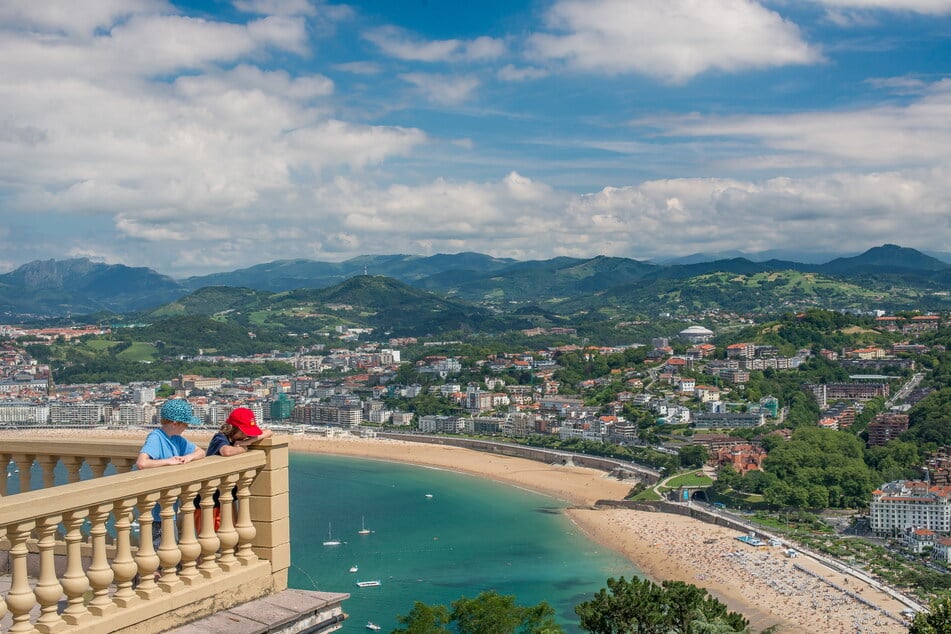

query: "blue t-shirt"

left=139, top=428, right=198, bottom=525
left=139, top=428, right=197, bottom=460
left=206, top=432, right=232, bottom=457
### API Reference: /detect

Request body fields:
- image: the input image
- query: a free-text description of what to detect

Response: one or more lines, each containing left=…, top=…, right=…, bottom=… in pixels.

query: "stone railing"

left=0, top=436, right=291, bottom=633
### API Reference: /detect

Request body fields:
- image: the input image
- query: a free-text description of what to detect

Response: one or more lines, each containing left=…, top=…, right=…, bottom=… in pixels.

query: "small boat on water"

left=356, top=580, right=381, bottom=587
left=349, top=565, right=359, bottom=573
left=366, top=622, right=382, bottom=631
left=323, top=523, right=341, bottom=546
left=424, top=493, right=434, bottom=499
left=357, top=516, right=372, bottom=535
left=358, top=516, right=371, bottom=535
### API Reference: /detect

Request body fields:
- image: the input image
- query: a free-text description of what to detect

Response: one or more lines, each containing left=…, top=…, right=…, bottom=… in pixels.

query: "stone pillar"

left=248, top=436, right=290, bottom=591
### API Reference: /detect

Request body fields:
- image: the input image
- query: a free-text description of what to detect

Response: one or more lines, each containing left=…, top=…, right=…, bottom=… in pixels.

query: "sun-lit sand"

left=4, top=430, right=912, bottom=632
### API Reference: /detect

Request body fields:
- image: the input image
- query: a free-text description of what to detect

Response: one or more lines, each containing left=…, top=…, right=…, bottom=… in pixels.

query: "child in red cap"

left=207, top=407, right=273, bottom=457
left=199, top=407, right=273, bottom=531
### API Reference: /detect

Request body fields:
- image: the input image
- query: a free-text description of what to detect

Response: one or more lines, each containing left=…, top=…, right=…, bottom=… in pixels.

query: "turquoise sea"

left=287, top=453, right=638, bottom=633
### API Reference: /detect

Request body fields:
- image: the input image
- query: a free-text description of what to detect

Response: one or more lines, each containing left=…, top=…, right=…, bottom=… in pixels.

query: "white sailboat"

left=349, top=564, right=359, bottom=573
left=322, top=522, right=341, bottom=546
left=358, top=516, right=371, bottom=535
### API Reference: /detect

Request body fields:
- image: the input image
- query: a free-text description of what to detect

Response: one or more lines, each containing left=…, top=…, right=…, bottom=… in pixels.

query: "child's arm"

left=227, top=429, right=274, bottom=454
left=136, top=452, right=187, bottom=469
left=181, top=446, right=205, bottom=463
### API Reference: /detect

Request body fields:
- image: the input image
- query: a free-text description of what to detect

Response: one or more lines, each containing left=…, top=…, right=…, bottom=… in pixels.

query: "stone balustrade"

left=0, top=436, right=291, bottom=633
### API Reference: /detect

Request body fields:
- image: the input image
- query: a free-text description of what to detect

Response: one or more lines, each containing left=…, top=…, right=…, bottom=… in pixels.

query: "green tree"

left=394, top=591, right=563, bottom=634
left=575, top=577, right=749, bottom=634
left=909, top=595, right=951, bottom=634
left=156, top=383, right=175, bottom=398
left=451, top=591, right=562, bottom=634
left=392, top=601, right=452, bottom=634
left=679, top=444, right=709, bottom=469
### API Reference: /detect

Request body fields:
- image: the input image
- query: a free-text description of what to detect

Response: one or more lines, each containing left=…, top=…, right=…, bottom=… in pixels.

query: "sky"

left=1, top=0, right=950, bottom=277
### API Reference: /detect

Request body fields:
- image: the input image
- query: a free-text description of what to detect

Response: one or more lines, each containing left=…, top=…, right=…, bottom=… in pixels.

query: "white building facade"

left=870, top=480, right=951, bottom=537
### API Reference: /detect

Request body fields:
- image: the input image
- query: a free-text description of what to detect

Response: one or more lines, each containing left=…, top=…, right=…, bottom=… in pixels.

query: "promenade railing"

left=0, top=436, right=291, bottom=633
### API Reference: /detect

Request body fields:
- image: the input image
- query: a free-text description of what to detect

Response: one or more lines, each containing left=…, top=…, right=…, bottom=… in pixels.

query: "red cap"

left=225, top=407, right=263, bottom=437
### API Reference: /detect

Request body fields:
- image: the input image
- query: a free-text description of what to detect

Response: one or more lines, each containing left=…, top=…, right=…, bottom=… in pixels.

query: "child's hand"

left=167, top=456, right=187, bottom=465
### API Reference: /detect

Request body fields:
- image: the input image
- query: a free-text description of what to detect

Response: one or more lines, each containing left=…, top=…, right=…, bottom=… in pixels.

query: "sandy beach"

left=4, top=430, right=912, bottom=632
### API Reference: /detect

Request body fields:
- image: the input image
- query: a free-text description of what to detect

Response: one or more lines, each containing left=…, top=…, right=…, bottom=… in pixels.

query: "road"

left=886, top=372, right=925, bottom=406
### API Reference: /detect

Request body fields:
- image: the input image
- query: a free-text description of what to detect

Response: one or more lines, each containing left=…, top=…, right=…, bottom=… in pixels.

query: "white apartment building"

left=418, top=415, right=462, bottom=434
left=0, top=401, right=50, bottom=424
left=132, top=387, right=156, bottom=404
left=116, top=403, right=157, bottom=426
left=391, top=411, right=414, bottom=426
left=49, top=402, right=104, bottom=426
left=870, top=480, right=951, bottom=536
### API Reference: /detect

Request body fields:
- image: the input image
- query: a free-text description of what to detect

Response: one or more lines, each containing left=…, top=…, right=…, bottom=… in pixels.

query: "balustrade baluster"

left=5, top=521, right=37, bottom=633
left=156, top=487, right=183, bottom=592
left=111, top=498, right=140, bottom=607
left=61, top=511, right=91, bottom=625
left=34, top=514, right=66, bottom=633
left=87, top=504, right=116, bottom=616
left=112, top=457, right=135, bottom=474
left=197, top=478, right=222, bottom=579
left=60, top=456, right=83, bottom=484
left=10, top=453, right=34, bottom=493
left=86, top=457, right=108, bottom=480
left=134, top=494, right=161, bottom=600
left=177, top=484, right=202, bottom=585
left=216, top=474, right=240, bottom=571
left=235, top=469, right=258, bottom=565
left=37, top=456, right=59, bottom=490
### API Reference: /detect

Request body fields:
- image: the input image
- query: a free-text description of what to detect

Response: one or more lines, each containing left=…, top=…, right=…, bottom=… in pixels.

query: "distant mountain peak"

left=824, top=244, right=949, bottom=272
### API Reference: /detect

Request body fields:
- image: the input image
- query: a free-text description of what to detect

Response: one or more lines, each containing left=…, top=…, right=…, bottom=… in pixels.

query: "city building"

left=867, top=413, right=910, bottom=447
left=870, top=480, right=951, bottom=537
left=692, top=411, right=765, bottom=429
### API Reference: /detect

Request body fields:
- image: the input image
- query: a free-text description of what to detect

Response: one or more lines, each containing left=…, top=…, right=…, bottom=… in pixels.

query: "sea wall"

left=593, top=499, right=754, bottom=534
left=378, top=433, right=661, bottom=484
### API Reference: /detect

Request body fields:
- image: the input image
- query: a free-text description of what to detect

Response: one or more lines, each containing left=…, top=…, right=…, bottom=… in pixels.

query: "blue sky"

left=1, top=0, right=950, bottom=276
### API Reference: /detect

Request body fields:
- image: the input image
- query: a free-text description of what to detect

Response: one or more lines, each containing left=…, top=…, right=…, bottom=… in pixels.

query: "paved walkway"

left=0, top=581, right=349, bottom=634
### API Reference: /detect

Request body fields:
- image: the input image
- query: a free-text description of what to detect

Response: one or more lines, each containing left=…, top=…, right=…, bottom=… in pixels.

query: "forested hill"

left=2, top=245, right=948, bottom=318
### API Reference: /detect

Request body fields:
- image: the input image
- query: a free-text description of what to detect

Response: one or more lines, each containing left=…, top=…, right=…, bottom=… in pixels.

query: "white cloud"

left=654, top=79, right=951, bottom=168
left=364, top=26, right=505, bottom=63
left=865, top=75, right=929, bottom=94
left=526, top=0, right=821, bottom=82
left=0, top=0, right=170, bottom=38
left=497, top=64, right=549, bottom=81
left=0, top=3, right=428, bottom=275
left=400, top=73, right=480, bottom=105
left=463, top=36, right=507, bottom=60
left=333, top=61, right=383, bottom=75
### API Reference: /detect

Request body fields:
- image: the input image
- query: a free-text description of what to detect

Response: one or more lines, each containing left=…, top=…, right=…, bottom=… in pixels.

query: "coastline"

left=291, top=435, right=909, bottom=634
left=5, top=430, right=909, bottom=633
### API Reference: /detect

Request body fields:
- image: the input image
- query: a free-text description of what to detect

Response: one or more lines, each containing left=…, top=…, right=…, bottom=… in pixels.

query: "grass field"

left=116, top=342, right=159, bottom=362
left=664, top=472, right=714, bottom=488
left=82, top=339, right=121, bottom=352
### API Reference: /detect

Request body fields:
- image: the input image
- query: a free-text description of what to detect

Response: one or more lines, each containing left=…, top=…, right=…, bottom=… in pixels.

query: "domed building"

left=679, top=325, right=714, bottom=343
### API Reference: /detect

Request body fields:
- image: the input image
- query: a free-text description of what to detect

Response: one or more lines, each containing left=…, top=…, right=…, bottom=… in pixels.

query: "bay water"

left=287, top=453, right=638, bottom=633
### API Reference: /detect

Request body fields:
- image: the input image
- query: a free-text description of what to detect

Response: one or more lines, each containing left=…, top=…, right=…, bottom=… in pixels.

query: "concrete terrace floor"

left=0, top=577, right=349, bottom=634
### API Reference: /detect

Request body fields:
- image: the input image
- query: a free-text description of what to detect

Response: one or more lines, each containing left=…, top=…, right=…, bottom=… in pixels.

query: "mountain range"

left=1, top=244, right=948, bottom=322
